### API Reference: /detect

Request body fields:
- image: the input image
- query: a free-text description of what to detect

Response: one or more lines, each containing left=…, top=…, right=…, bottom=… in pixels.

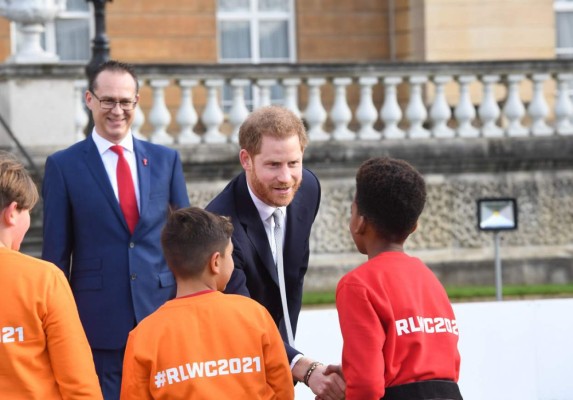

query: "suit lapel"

left=236, top=174, right=280, bottom=285
left=83, top=137, right=127, bottom=229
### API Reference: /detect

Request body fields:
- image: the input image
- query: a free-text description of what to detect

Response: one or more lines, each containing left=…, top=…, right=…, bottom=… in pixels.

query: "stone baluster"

left=330, top=77, right=354, bottom=141
left=148, top=79, right=173, bottom=144
left=406, top=76, right=430, bottom=138
left=381, top=76, right=405, bottom=139
left=430, top=75, right=454, bottom=138
left=201, top=79, right=227, bottom=143
left=455, top=75, right=479, bottom=137
left=502, top=74, right=528, bottom=137
left=282, top=78, right=302, bottom=118
left=176, top=79, right=200, bottom=145
left=228, top=79, right=250, bottom=144
left=479, top=75, right=503, bottom=137
left=528, top=74, right=552, bottom=136
left=356, top=77, right=381, bottom=140
left=74, top=80, right=88, bottom=142
left=554, top=73, right=573, bottom=135
left=131, top=79, right=147, bottom=141
left=256, top=79, right=276, bottom=108
left=304, top=78, right=329, bottom=141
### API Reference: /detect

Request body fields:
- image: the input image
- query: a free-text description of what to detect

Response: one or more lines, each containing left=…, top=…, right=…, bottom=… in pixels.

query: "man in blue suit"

left=42, top=60, right=189, bottom=399
left=206, top=106, right=346, bottom=399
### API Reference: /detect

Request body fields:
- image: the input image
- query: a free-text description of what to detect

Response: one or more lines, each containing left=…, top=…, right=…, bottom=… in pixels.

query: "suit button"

left=130, top=273, right=137, bottom=280
left=129, top=242, right=135, bottom=248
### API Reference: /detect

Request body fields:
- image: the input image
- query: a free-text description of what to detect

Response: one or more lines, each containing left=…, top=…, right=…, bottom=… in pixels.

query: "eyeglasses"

left=91, top=91, right=138, bottom=110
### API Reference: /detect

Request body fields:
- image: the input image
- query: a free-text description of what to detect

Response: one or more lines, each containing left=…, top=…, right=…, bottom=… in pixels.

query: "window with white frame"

left=217, top=0, right=296, bottom=110
left=12, top=0, right=92, bottom=62
left=555, top=0, right=573, bottom=58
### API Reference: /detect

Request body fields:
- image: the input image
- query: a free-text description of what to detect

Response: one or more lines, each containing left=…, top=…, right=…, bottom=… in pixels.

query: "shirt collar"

left=246, top=183, right=287, bottom=223
left=91, top=129, right=135, bottom=156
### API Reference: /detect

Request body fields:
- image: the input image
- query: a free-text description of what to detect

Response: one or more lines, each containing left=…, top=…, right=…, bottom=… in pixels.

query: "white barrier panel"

left=294, top=298, right=573, bottom=400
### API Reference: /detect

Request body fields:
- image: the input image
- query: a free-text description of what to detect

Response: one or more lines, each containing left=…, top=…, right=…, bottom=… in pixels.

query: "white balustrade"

left=228, top=79, right=250, bottom=144
left=67, top=65, right=571, bottom=148
left=554, top=73, right=573, bottom=135
left=176, top=79, right=200, bottom=145
left=430, top=75, right=455, bottom=138
left=381, top=76, right=405, bottom=139
left=479, top=75, right=503, bottom=138
left=503, top=74, right=528, bottom=137
left=201, top=79, right=227, bottom=144
left=256, top=79, right=276, bottom=108
left=355, top=76, right=381, bottom=140
left=131, top=79, right=147, bottom=140
left=330, top=77, right=354, bottom=141
left=74, top=80, right=88, bottom=142
left=282, top=78, right=302, bottom=118
left=528, top=74, right=552, bottom=136
left=406, top=76, right=430, bottom=138
left=304, top=78, right=330, bottom=141
left=148, top=79, right=173, bottom=144
left=455, top=75, right=479, bottom=138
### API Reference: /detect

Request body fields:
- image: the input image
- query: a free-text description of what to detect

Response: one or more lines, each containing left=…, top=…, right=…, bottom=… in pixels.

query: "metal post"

left=84, top=0, right=112, bottom=136
left=86, top=0, right=112, bottom=78
left=494, top=231, right=503, bottom=301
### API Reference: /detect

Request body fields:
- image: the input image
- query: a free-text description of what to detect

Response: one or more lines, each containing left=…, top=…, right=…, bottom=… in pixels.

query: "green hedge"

left=302, top=284, right=573, bottom=306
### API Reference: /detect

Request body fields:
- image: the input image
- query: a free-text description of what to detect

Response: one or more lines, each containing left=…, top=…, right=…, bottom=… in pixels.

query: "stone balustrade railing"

left=84, top=60, right=573, bottom=144
left=2, top=59, right=573, bottom=150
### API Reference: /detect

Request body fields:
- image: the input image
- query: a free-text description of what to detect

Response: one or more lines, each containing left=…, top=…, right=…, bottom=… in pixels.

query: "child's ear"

left=2, top=201, right=18, bottom=227
left=355, top=215, right=367, bottom=235
left=410, top=222, right=418, bottom=234
left=209, top=251, right=221, bottom=275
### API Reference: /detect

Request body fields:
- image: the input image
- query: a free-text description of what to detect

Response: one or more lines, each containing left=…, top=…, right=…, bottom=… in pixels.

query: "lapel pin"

left=143, top=158, right=148, bottom=166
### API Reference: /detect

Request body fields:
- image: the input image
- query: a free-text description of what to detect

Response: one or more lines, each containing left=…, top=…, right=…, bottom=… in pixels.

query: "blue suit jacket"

left=41, top=136, right=189, bottom=350
left=206, top=169, right=321, bottom=362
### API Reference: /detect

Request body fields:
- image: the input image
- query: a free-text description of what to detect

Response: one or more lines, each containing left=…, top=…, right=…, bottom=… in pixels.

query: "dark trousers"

left=382, top=380, right=463, bottom=400
left=92, top=348, right=125, bottom=400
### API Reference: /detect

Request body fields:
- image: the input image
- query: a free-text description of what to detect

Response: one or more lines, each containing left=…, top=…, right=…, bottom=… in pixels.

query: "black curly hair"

left=355, top=157, right=426, bottom=243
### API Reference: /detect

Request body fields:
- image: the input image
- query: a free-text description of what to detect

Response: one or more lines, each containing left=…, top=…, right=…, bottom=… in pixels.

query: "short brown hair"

left=0, top=151, right=38, bottom=211
left=161, top=207, right=234, bottom=278
left=239, top=105, right=307, bottom=155
left=88, top=59, right=139, bottom=94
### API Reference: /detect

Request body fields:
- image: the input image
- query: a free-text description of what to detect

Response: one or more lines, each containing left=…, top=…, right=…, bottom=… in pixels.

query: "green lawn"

left=302, top=284, right=573, bottom=306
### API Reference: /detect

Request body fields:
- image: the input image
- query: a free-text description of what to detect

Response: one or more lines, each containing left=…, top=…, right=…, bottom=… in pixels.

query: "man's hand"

left=308, top=363, right=346, bottom=400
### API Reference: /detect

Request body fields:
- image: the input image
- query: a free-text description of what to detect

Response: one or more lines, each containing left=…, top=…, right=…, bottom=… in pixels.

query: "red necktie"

left=110, top=145, right=139, bottom=234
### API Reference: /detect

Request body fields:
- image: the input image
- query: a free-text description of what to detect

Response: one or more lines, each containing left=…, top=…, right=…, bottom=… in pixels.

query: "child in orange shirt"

left=120, top=207, right=294, bottom=399
left=0, top=151, right=102, bottom=399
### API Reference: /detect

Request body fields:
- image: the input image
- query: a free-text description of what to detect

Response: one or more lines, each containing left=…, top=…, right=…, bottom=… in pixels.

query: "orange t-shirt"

left=0, top=248, right=102, bottom=399
left=121, top=290, right=294, bottom=400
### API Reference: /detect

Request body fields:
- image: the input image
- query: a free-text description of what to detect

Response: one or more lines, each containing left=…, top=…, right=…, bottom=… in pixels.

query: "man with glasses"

left=41, top=60, right=189, bottom=399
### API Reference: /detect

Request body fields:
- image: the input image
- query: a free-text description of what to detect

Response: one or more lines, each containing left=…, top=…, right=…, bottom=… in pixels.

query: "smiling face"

left=241, top=134, right=303, bottom=207
left=85, top=70, right=139, bottom=144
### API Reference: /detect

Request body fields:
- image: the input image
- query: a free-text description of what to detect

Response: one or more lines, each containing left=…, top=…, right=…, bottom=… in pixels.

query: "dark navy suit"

left=206, top=168, right=321, bottom=362
left=41, top=135, right=189, bottom=397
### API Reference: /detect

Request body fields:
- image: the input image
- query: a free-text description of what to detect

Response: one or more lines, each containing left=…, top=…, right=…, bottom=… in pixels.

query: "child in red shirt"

left=120, top=207, right=293, bottom=399
left=336, top=157, right=463, bottom=400
left=0, top=151, right=102, bottom=399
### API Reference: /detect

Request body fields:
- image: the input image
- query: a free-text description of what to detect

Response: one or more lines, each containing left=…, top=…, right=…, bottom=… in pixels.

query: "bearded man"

left=206, top=106, right=346, bottom=400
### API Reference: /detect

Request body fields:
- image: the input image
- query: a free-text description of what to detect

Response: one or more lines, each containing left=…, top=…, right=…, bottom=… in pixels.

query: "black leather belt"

left=382, top=379, right=463, bottom=400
